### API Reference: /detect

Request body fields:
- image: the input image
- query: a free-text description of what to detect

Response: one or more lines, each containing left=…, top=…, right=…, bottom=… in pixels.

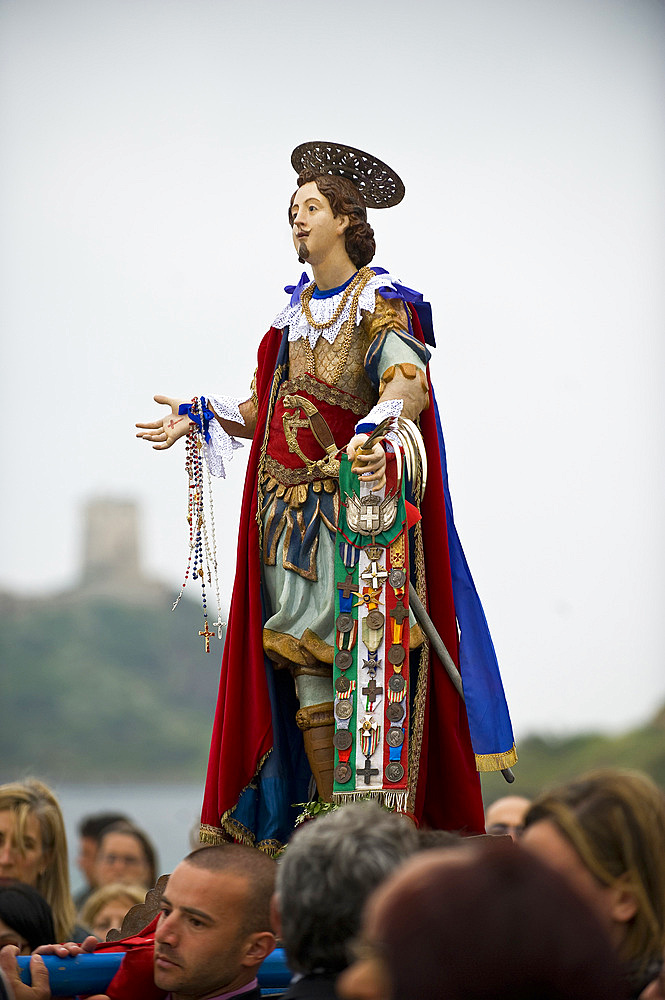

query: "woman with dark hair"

left=0, top=880, right=55, bottom=954
left=522, top=768, right=665, bottom=997
left=338, top=839, right=627, bottom=1000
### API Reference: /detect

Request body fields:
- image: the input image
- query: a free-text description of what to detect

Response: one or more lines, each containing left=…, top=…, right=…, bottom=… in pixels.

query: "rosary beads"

left=172, top=397, right=225, bottom=651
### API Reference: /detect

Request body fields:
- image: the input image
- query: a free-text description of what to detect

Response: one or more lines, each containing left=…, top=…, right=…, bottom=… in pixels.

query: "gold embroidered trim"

left=321, top=494, right=339, bottom=534
left=475, top=744, right=518, bottom=772
left=250, top=368, right=258, bottom=410
left=407, top=503, right=429, bottom=814
left=363, top=295, right=410, bottom=339
left=282, top=503, right=319, bottom=580
left=202, top=750, right=287, bottom=855
left=279, top=373, right=370, bottom=416
left=262, top=491, right=285, bottom=566
left=263, top=454, right=338, bottom=488
left=199, top=823, right=233, bottom=846
left=256, top=364, right=287, bottom=545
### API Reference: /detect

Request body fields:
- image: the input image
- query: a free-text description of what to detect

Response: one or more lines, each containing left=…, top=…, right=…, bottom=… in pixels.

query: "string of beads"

left=172, top=397, right=225, bottom=651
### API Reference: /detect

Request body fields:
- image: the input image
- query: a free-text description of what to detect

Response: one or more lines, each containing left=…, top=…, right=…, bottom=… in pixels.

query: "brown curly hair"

left=288, top=169, right=376, bottom=269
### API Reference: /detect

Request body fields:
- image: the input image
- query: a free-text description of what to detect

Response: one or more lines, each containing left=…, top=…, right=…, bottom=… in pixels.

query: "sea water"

left=52, top=781, right=203, bottom=895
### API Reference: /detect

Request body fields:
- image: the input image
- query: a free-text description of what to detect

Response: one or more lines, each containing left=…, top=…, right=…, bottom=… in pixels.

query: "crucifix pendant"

left=199, top=621, right=215, bottom=653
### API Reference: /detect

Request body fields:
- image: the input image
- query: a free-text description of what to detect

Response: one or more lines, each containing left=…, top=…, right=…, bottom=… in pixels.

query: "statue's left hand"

left=346, top=434, right=386, bottom=489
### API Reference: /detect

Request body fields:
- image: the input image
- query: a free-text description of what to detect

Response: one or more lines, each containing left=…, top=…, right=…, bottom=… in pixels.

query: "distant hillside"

left=0, top=595, right=224, bottom=782
left=4, top=590, right=663, bottom=794
left=482, top=708, right=665, bottom=804
left=3, top=485, right=664, bottom=797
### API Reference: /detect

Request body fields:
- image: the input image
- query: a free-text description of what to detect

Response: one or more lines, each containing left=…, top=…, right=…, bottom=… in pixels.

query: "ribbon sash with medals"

left=333, top=454, right=410, bottom=808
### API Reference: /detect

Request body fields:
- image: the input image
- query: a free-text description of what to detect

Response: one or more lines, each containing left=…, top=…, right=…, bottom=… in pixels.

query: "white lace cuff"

left=202, top=395, right=246, bottom=478
left=355, top=399, right=403, bottom=434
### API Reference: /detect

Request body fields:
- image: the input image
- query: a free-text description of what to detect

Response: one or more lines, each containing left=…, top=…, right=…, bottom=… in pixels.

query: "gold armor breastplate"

left=287, top=293, right=410, bottom=407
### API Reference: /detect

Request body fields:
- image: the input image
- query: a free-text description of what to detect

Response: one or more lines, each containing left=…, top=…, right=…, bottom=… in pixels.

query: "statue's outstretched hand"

left=136, top=394, right=192, bottom=450
left=346, top=434, right=387, bottom=490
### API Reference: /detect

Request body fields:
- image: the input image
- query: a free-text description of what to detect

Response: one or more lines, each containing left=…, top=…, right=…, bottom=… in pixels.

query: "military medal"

left=388, top=674, right=406, bottom=694
left=333, top=453, right=412, bottom=802
left=387, top=727, right=404, bottom=747
left=385, top=761, right=405, bottom=783
left=336, top=650, right=353, bottom=671
left=335, top=699, right=353, bottom=720
left=333, top=729, right=353, bottom=751
left=387, top=644, right=406, bottom=665
left=334, top=762, right=352, bottom=783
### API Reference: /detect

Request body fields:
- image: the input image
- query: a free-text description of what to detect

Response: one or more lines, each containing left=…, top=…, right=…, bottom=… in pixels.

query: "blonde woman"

left=0, top=779, right=77, bottom=942
left=79, top=882, right=145, bottom=941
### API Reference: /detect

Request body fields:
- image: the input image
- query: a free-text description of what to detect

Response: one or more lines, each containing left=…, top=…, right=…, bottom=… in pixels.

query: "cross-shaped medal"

left=390, top=601, right=409, bottom=626
left=362, top=678, right=383, bottom=702
left=362, top=656, right=380, bottom=675
left=356, top=756, right=379, bottom=785
left=360, top=561, right=389, bottom=590
left=337, top=573, right=355, bottom=602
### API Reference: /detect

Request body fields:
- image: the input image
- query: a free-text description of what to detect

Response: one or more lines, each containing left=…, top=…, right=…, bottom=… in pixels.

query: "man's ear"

left=270, top=892, right=282, bottom=938
left=241, top=931, right=277, bottom=967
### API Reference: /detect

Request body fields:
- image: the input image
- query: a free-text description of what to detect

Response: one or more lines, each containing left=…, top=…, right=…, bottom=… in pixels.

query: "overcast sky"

left=1, top=0, right=664, bottom=741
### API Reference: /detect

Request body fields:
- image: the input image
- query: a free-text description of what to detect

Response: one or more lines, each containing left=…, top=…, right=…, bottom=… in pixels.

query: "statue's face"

left=290, top=180, right=348, bottom=266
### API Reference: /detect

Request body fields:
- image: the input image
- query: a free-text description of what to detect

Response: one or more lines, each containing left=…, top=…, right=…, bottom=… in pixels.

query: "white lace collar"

left=272, top=270, right=398, bottom=349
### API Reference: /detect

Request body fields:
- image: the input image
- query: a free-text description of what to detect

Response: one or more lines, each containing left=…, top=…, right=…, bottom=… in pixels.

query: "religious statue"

left=137, top=141, right=516, bottom=853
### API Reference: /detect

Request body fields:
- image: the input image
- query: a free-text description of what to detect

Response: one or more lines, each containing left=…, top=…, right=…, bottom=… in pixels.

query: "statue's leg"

left=293, top=675, right=334, bottom=802
left=262, top=510, right=337, bottom=800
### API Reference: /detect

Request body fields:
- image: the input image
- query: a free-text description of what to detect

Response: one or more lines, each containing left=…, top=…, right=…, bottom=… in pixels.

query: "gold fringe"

left=256, top=364, right=287, bottom=545
left=255, top=839, right=285, bottom=857
left=475, top=744, right=518, bottom=772
left=407, top=508, right=429, bottom=814
left=199, top=750, right=288, bottom=852
left=199, top=823, right=233, bottom=846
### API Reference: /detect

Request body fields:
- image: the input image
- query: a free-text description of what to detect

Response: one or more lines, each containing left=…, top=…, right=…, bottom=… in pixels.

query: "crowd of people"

left=0, top=768, right=664, bottom=1000
left=0, top=782, right=157, bottom=951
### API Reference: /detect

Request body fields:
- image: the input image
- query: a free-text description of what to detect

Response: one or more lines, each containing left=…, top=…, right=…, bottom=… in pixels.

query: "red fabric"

left=408, top=307, right=485, bottom=834
left=404, top=500, right=422, bottom=528
left=266, top=376, right=362, bottom=470
left=201, top=329, right=283, bottom=834
left=94, top=916, right=164, bottom=1000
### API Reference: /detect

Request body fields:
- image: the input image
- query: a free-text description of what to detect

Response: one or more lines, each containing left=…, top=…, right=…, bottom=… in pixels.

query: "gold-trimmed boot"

left=295, top=701, right=335, bottom=803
